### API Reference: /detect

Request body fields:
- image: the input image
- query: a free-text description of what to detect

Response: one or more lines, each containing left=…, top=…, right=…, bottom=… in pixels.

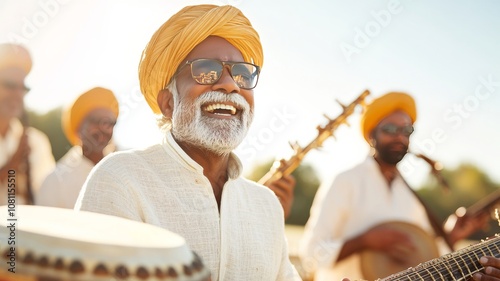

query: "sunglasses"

left=86, top=117, right=117, bottom=126
left=379, top=124, right=414, bottom=137
left=1, top=80, right=30, bottom=95
left=177, top=58, right=260, bottom=90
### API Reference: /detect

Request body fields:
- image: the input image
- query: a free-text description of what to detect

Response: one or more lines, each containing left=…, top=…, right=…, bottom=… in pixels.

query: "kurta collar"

left=364, top=155, right=406, bottom=189
left=364, top=155, right=379, bottom=170
left=162, top=131, right=243, bottom=179
left=68, top=146, right=95, bottom=167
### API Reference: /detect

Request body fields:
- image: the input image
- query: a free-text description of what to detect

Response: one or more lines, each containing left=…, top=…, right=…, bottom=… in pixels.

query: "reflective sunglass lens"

left=381, top=125, right=414, bottom=136
left=232, top=64, right=257, bottom=89
left=188, top=59, right=259, bottom=89
left=191, top=60, right=222, bottom=85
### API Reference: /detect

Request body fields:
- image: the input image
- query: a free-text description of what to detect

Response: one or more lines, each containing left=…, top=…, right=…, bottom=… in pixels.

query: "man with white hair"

left=0, top=43, right=55, bottom=205
left=76, top=4, right=299, bottom=280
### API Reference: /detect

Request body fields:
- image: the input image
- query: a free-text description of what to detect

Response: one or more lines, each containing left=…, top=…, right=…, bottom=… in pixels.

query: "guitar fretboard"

left=379, top=235, right=500, bottom=281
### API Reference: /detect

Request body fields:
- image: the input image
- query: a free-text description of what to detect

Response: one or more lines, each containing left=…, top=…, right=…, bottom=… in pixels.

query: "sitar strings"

left=379, top=235, right=500, bottom=281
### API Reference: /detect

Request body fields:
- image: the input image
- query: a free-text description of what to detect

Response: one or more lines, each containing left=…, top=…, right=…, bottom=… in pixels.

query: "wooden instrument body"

left=360, top=221, right=440, bottom=280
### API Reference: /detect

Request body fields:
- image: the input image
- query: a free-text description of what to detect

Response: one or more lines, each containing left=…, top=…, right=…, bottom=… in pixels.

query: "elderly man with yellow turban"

left=0, top=43, right=55, bottom=206
left=75, top=4, right=300, bottom=280
left=36, top=87, right=118, bottom=209
left=300, top=92, right=490, bottom=281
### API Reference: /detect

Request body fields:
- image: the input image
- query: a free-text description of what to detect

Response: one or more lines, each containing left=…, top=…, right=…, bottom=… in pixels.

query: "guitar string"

left=380, top=236, right=500, bottom=281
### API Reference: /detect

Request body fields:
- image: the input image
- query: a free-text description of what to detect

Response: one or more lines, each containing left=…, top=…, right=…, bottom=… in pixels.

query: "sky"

left=1, top=0, right=499, bottom=188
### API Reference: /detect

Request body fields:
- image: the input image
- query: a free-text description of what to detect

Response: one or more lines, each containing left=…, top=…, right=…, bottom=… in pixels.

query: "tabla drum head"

left=0, top=205, right=211, bottom=281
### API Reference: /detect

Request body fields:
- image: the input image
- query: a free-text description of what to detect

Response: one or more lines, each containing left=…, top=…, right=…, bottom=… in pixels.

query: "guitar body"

left=360, top=221, right=440, bottom=280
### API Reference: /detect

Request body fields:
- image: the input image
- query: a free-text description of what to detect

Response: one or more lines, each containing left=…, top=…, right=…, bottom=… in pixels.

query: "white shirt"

left=75, top=132, right=300, bottom=281
left=36, top=146, right=94, bottom=209
left=299, top=156, right=432, bottom=281
left=0, top=118, right=55, bottom=205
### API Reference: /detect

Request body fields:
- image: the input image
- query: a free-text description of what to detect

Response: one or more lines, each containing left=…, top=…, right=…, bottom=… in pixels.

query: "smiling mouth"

left=203, top=103, right=238, bottom=116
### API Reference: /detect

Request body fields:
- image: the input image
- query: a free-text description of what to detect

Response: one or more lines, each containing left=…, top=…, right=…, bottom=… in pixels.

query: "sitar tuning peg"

left=288, top=141, right=301, bottom=152
left=317, top=125, right=329, bottom=135
left=336, top=99, right=347, bottom=111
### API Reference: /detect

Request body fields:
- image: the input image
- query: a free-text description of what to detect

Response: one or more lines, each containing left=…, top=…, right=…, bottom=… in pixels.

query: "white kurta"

left=299, top=156, right=433, bottom=281
left=36, top=146, right=94, bottom=209
left=0, top=118, right=55, bottom=205
left=75, top=132, right=300, bottom=281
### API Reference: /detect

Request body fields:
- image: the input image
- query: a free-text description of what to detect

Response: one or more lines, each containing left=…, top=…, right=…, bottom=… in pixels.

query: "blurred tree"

left=246, top=159, right=321, bottom=226
left=27, top=107, right=71, bottom=161
left=417, top=163, right=500, bottom=240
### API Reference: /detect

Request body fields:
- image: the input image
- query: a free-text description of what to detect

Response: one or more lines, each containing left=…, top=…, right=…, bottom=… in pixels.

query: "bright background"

left=1, top=0, right=499, bottom=188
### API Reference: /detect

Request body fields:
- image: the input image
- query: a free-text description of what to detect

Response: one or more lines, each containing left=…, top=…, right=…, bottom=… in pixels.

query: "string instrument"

left=373, top=233, right=500, bottom=281
left=20, top=108, right=34, bottom=205
left=412, top=152, right=450, bottom=192
left=360, top=222, right=441, bottom=280
left=463, top=189, right=500, bottom=218
left=413, top=152, right=500, bottom=223
left=414, top=153, right=500, bottom=216
left=258, top=90, right=370, bottom=185
left=362, top=153, right=500, bottom=280
left=361, top=153, right=451, bottom=279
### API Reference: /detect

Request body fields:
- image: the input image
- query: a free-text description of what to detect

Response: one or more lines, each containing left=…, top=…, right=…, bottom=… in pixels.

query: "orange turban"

left=62, top=87, right=119, bottom=145
left=360, top=92, right=417, bottom=142
left=138, top=4, right=264, bottom=114
left=0, top=43, right=32, bottom=74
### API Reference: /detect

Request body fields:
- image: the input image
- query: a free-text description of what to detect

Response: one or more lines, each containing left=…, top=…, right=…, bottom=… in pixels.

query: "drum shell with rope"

left=0, top=205, right=211, bottom=281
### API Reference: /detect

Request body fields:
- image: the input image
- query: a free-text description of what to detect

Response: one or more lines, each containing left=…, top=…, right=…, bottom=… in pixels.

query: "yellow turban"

left=62, top=87, right=119, bottom=145
left=360, top=92, right=417, bottom=142
left=138, top=4, right=264, bottom=114
left=0, top=43, right=32, bottom=74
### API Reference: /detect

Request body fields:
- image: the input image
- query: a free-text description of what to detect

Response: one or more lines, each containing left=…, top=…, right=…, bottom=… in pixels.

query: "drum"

left=0, top=205, right=211, bottom=281
left=360, top=221, right=439, bottom=280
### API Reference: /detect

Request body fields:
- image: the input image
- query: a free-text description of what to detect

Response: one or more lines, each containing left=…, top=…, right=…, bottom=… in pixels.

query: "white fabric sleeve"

left=27, top=127, right=55, bottom=193
left=278, top=234, right=303, bottom=281
left=36, top=172, right=60, bottom=206
left=299, top=175, right=354, bottom=272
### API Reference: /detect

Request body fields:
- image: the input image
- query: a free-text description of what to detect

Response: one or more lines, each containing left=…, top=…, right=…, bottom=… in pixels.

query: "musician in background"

left=0, top=43, right=55, bottom=205
left=36, top=87, right=119, bottom=209
left=75, top=4, right=299, bottom=280
left=300, top=92, right=489, bottom=281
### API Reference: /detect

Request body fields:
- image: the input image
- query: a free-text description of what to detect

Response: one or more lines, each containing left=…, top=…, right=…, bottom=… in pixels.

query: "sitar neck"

left=258, top=90, right=370, bottom=185
left=379, top=235, right=500, bottom=281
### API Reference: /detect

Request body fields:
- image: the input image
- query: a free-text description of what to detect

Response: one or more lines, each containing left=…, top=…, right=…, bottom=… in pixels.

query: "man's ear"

left=157, top=89, right=174, bottom=119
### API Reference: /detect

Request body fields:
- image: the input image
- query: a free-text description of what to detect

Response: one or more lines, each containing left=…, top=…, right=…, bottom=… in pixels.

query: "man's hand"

left=446, top=208, right=490, bottom=245
left=362, top=224, right=416, bottom=264
left=266, top=174, right=296, bottom=219
left=473, top=256, right=500, bottom=281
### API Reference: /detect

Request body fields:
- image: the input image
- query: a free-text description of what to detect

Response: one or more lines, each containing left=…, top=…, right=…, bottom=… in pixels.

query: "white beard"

left=171, top=91, right=253, bottom=156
